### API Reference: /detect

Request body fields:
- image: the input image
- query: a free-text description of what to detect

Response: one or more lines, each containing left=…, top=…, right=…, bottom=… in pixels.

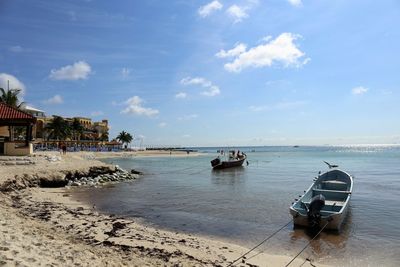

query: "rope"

left=227, top=219, right=293, bottom=267
left=189, top=166, right=211, bottom=175
left=149, top=166, right=197, bottom=175
left=284, top=221, right=329, bottom=267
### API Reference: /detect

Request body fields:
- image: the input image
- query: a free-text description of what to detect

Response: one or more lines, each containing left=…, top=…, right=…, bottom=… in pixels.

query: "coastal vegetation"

left=45, top=116, right=71, bottom=141
left=116, top=130, right=133, bottom=148
left=1, top=86, right=26, bottom=140
left=71, top=118, right=84, bottom=141
left=0, top=87, right=24, bottom=108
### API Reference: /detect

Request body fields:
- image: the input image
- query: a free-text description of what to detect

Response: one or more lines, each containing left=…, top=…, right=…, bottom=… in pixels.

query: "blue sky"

left=1, top=0, right=399, bottom=146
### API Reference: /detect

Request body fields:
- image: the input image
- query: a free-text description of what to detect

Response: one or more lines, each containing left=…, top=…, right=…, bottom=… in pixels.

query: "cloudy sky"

left=1, top=0, right=399, bottom=146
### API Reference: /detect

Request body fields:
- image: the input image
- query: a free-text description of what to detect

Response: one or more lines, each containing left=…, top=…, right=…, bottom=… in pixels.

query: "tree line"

left=1, top=86, right=133, bottom=147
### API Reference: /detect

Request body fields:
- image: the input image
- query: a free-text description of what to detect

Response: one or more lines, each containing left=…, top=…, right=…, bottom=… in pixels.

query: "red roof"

left=0, top=102, right=36, bottom=121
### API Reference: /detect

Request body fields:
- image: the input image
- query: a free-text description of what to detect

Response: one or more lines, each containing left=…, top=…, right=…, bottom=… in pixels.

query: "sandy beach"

left=0, top=151, right=326, bottom=267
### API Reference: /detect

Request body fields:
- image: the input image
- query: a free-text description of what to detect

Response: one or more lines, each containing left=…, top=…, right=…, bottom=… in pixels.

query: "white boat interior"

left=290, top=168, right=353, bottom=229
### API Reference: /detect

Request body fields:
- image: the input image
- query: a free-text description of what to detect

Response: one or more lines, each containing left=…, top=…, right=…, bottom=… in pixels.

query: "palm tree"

left=125, top=132, right=133, bottom=146
left=1, top=87, right=25, bottom=141
left=0, top=88, right=25, bottom=108
left=71, top=118, right=84, bottom=141
left=116, top=131, right=133, bottom=148
left=100, top=131, right=109, bottom=142
left=45, top=116, right=71, bottom=140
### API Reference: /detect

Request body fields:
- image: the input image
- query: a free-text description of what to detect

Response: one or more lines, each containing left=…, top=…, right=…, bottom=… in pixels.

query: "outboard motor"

left=211, top=158, right=221, bottom=167
left=308, top=194, right=325, bottom=227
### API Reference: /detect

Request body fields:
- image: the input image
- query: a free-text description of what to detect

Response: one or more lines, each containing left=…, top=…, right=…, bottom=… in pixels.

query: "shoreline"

left=0, top=151, right=327, bottom=266
left=76, top=150, right=205, bottom=159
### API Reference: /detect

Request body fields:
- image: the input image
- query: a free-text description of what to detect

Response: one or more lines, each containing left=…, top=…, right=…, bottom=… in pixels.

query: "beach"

left=0, top=150, right=323, bottom=267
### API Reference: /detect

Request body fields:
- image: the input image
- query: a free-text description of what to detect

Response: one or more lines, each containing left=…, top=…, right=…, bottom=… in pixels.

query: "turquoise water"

left=72, top=145, right=400, bottom=266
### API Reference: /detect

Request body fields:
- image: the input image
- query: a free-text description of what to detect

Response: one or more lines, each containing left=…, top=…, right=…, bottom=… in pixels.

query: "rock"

left=130, top=169, right=142, bottom=175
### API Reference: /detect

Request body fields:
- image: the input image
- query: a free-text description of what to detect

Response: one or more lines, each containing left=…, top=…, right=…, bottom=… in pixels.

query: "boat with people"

left=289, top=163, right=353, bottom=230
left=211, top=150, right=247, bottom=170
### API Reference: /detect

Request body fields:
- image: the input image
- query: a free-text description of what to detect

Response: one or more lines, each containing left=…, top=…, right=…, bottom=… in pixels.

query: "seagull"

left=324, top=161, right=338, bottom=169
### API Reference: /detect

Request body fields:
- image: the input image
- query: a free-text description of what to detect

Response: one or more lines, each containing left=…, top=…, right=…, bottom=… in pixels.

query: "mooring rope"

left=149, top=166, right=198, bottom=175
left=227, top=219, right=293, bottom=267
left=284, top=221, right=329, bottom=267
left=189, top=166, right=212, bottom=175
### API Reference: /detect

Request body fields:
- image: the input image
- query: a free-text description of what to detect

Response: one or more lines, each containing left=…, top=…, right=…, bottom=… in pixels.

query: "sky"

left=1, top=0, right=400, bottom=147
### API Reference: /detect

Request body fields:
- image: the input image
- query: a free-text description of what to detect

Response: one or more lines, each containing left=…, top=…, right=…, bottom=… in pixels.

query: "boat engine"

left=211, top=158, right=221, bottom=167
left=307, top=194, right=325, bottom=227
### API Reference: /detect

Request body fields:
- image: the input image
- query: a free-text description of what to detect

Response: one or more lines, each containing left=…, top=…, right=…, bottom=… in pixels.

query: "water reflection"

left=289, top=208, right=352, bottom=258
left=211, top=166, right=247, bottom=186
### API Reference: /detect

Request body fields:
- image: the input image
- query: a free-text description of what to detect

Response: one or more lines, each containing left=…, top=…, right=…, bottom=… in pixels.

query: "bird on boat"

left=324, top=161, right=338, bottom=169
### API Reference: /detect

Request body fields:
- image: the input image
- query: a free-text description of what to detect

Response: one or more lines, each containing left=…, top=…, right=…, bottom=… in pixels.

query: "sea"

left=70, top=145, right=400, bottom=266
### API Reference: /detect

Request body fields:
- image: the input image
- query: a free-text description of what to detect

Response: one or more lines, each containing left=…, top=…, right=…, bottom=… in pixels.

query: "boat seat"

left=320, top=210, right=338, bottom=215
left=322, top=180, right=347, bottom=184
left=313, top=188, right=351, bottom=194
left=303, top=200, right=345, bottom=207
left=325, top=200, right=345, bottom=206
left=321, top=180, right=348, bottom=191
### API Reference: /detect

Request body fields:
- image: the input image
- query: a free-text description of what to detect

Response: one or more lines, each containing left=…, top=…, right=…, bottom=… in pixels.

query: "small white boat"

left=211, top=150, right=247, bottom=170
left=289, top=166, right=353, bottom=230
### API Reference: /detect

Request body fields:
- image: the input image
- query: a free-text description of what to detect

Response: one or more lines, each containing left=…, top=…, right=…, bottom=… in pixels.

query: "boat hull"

left=290, top=203, right=350, bottom=230
left=211, top=155, right=246, bottom=170
left=289, top=169, right=353, bottom=230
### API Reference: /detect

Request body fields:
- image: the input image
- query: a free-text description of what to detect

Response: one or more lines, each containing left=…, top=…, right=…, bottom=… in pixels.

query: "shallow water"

left=71, top=145, right=400, bottom=266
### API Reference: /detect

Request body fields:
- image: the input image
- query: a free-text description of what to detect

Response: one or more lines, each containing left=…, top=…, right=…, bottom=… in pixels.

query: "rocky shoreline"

left=66, top=165, right=140, bottom=187
left=0, top=165, right=132, bottom=192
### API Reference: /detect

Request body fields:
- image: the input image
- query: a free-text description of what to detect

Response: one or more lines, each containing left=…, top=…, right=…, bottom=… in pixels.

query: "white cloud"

left=288, top=0, right=302, bottom=7
left=181, top=77, right=211, bottom=87
left=198, top=1, right=223, bottom=17
left=43, top=95, right=63, bottom=105
left=0, top=73, right=26, bottom=95
left=178, top=114, right=198, bottom=121
left=9, top=45, right=24, bottom=53
left=91, top=111, right=104, bottom=117
left=180, top=76, right=221, bottom=97
left=227, top=5, right=248, bottom=23
left=249, top=101, right=306, bottom=112
left=182, top=134, right=191, bottom=138
left=136, top=134, right=145, bottom=140
left=201, top=85, right=220, bottom=96
left=219, top=33, right=309, bottom=72
left=175, top=92, right=187, bottom=99
left=158, top=122, right=167, bottom=128
left=216, top=43, right=247, bottom=58
left=49, top=61, right=92, bottom=80
left=121, top=67, right=131, bottom=78
left=121, top=96, right=159, bottom=117
left=352, top=86, right=368, bottom=95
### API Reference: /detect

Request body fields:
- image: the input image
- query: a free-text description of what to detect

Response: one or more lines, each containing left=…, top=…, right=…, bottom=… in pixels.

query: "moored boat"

left=211, top=151, right=247, bottom=170
left=289, top=166, right=353, bottom=230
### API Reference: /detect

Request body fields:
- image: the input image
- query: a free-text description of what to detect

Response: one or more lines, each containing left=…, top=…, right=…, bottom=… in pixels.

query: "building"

left=0, top=102, right=36, bottom=155
left=22, top=106, right=110, bottom=148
